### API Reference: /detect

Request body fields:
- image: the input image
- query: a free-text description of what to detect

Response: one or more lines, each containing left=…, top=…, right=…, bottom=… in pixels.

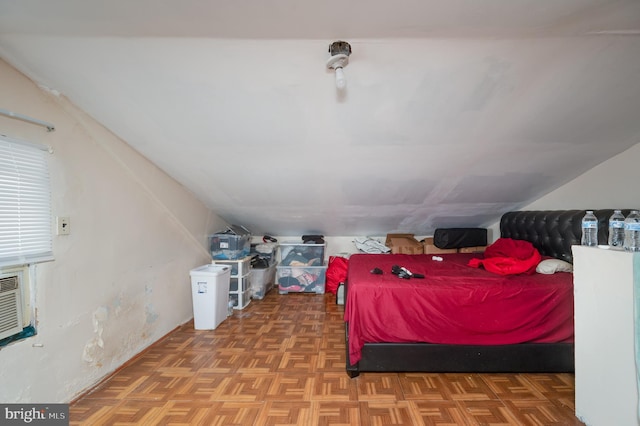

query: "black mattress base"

left=346, top=330, right=574, bottom=378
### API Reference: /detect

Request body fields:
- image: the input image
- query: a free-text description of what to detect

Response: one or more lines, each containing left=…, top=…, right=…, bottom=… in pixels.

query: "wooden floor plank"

left=70, top=290, right=584, bottom=425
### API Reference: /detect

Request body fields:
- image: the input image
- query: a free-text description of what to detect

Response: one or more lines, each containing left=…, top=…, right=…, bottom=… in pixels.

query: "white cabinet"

left=572, top=246, right=640, bottom=426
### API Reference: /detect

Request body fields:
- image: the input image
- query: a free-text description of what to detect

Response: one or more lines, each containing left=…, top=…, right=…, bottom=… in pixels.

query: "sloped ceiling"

left=1, top=0, right=639, bottom=236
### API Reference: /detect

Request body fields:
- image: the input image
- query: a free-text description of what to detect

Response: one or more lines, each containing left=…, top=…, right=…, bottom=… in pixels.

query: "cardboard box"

left=385, top=233, right=424, bottom=254
left=422, top=237, right=458, bottom=254
left=458, top=246, right=487, bottom=254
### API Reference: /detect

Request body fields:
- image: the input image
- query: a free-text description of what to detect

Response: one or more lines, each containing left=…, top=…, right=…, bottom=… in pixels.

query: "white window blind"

left=0, top=135, right=53, bottom=267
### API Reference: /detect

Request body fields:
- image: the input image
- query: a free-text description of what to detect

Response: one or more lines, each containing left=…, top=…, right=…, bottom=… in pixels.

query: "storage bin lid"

left=213, top=224, right=251, bottom=237
left=189, top=264, right=230, bottom=277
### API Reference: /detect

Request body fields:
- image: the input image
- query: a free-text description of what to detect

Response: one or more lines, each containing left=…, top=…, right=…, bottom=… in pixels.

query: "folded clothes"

left=278, top=271, right=320, bottom=291
left=353, top=237, right=391, bottom=254
left=281, top=250, right=321, bottom=266
left=255, top=242, right=277, bottom=253
left=278, top=277, right=304, bottom=292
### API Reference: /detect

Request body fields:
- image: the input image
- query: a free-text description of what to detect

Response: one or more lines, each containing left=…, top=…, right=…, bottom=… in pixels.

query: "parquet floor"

left=70, top=290, right=584, bottom=425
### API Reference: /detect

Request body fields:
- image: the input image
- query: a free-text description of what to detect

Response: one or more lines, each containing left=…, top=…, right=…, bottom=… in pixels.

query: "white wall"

left=325, top=141, right=640, bottom=251
left=525, top=142, right=640, bottom=211
left=486, top=142, right=640, bottom=240
left=0, top=60, right=228, bottom=403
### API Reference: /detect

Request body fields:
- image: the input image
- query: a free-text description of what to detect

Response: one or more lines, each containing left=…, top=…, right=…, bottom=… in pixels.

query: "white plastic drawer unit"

left=229, top=274, right=252, bottom=292
left=229, top=289, right=251, bottom=310
left=212, top=256, right=251, bottom=277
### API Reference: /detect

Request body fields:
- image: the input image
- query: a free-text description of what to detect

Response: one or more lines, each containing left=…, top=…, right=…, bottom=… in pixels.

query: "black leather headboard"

left=500, top=209, right=636, bottom=264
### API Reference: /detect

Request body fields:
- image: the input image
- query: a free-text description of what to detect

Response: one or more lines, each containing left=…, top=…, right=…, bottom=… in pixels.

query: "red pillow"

left=325, top=256, right=348, bottom=294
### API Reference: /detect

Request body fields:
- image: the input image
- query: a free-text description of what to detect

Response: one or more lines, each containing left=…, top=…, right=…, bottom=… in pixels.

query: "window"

left=0, top=135, right=53, bottom=268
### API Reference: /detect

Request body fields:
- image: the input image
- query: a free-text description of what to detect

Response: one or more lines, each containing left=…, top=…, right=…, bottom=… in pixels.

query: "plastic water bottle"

left=581, top=210, right=598, bottom=246
left=624, top=210, right=640, bottom=252
left=608, top=210, right=626, bottom=250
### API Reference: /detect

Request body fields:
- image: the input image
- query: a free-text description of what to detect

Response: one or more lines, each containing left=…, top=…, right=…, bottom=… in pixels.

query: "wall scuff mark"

left=82, top=306, right=108, bottom=367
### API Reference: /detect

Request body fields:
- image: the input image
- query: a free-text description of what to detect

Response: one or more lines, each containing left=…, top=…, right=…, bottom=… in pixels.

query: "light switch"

left=57, top=216, right=70, bottom=235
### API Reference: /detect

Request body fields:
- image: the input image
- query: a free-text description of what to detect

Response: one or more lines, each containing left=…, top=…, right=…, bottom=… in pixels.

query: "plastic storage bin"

left=278, top=242, right=325, bottom=266
left=189, top=264, right=231, bottom=330
left=251, top=263, right=277, bottom=299
left=209, top=225, right=251, bottom=260
left=251, top=242, right=279, bottom=266
left=277, top=264, right=327, bottom=294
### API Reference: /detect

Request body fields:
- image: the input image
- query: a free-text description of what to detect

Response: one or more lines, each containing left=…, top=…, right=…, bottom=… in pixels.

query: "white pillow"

left=536, top=259, right=573, bottom=274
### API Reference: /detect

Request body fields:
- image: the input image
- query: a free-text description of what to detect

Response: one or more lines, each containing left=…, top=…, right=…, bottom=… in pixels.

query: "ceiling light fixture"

left=327, top=41, right=351, bottom=90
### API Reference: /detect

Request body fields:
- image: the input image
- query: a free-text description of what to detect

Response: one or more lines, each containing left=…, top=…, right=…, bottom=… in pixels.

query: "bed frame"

left=345, top=209, right=627, bottom=378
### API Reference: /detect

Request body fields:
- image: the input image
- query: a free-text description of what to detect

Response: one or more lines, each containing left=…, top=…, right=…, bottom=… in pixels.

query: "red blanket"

left=345, top=253, right=573, bottom=365
left=468, top=238, right=541, bottom=275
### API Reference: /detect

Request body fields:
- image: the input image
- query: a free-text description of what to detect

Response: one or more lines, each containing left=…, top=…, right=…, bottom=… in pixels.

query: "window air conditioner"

left=0, top=273, right=24, bottom=340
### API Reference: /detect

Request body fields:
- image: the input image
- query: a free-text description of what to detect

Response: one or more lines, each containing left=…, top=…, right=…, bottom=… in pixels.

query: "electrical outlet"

left=57, top=216, right=70, bottom=235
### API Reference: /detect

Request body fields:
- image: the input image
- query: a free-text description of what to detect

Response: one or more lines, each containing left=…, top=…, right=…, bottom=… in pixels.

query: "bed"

left=344, top=209, right=624, bottom=378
